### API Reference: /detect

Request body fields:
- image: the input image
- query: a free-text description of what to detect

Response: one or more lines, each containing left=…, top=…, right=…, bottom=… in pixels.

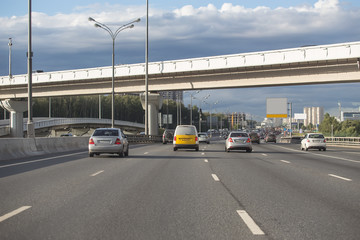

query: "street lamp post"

left=89, top=17, right=140, bottom=128
left=184, top=90, right=200, bottom=125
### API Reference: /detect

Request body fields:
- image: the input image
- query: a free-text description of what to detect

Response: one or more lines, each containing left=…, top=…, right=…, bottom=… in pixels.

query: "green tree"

left=319, top=113, right=340, bottom=136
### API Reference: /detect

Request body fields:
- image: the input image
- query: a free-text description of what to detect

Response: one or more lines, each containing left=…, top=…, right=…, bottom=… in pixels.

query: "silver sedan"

left=88, top=128, right=129, bottom=157
left=225, top=131, right=252, bottom=153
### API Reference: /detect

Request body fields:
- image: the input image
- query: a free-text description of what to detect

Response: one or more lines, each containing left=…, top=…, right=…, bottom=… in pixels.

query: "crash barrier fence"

left=281, top=136, right=360, bottom=145
left=325, top=137, right=360, bottom=145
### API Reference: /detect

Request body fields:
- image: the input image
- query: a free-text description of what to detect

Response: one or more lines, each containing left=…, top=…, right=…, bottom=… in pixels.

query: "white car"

left=198, top=132, right=210, bottom=144
left=301, top=133, right=326, bottom=151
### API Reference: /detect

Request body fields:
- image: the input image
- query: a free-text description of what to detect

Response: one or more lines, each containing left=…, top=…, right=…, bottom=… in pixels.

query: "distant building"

left=304, top=107, right=324, bottom=127
left=341, top=111, right=360, bottom=122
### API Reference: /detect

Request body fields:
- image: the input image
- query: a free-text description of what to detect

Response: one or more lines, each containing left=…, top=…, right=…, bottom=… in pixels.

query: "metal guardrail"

left=325, top=137, right=360, bottom=145
left=127, top=135, right=162, bottom=144
left=281, top=136, right=360, bottom=146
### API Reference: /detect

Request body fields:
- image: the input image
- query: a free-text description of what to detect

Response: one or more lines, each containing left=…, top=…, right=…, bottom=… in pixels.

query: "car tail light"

left=174, top=136, right=176, bottom=141
left=247, top=138, right=251, bottom=143
left=324, top=139, right=326, bottom=142
left=229, top=138, right=233, bottom=142
left=115, top=138, right=121, bottom=145
left=307, top=139, right=310, bottom=142
left=195, top=136, right=198, bottom=141
left=89, top=138, right=95, bottom=144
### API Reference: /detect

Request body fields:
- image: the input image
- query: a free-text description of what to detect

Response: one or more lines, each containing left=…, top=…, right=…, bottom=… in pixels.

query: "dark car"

left=249, top=132, right=260, bottom=144
left=265, top=133, right=277, bottom=143
left=162, top=129, right=174, bottom=144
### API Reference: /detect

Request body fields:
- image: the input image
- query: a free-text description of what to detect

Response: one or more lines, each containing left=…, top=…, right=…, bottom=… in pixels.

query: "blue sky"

left=1, top=0, right=360, bottom=121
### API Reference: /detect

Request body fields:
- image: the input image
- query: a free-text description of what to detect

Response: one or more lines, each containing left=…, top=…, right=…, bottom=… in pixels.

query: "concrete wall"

left=0, top=137, right=89, bottom=161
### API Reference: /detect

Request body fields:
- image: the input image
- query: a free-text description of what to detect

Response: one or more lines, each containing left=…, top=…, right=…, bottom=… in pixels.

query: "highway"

left=0, top=138, right=359, bottom=240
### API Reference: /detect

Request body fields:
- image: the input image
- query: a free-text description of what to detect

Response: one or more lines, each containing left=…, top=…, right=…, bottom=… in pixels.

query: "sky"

left=1, top=0, right=360, bottom=121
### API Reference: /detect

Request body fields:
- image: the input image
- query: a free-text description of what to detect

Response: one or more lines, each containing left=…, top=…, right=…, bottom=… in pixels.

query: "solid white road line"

left=280, top=160, right=291, bottom=164
left=0, top=206, right=32, bottom=223
left=211, top=174, right=220, bottom=181
left=237, top=210, right=265, bottom=235
left=91, top=170, right=104, bottom=177
left=0, top=152, right=87, bottom=169
left=328, top=174, right=352, bottom=182
left=144, top=152, right=149, bottom=155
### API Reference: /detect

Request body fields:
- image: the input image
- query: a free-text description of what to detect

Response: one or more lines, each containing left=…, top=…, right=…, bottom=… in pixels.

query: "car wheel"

left=173, top=147, right=177, bottom=151
left=323, top=148, right=326, bottom=151
left=124, top=147, right=129, bottom=157
left=319, top=149, right=321, bottom=151
left=89, top=152, right=94, bottom=157
left=305, top=147, right=308, bottom=151
left=118, top=151, right=124, bottom=158
left=195, top=147, right=199, bottom=151
left=246, top=149, right=252, bottom=153
left=163, top=141, right=167, bottom=144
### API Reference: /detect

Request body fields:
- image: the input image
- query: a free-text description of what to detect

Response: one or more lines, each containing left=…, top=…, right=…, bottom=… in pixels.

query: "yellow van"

left=173, top=125, right=199, bottom=151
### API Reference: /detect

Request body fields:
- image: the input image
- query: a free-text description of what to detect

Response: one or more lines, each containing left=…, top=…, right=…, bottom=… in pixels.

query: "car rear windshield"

left=93, top=129, right=119, bottom=136
left=308, top=134, right=324, bottom=138
left=176, top=126, right=196, bottom=135
left=230, top=132, right=248, bottom=138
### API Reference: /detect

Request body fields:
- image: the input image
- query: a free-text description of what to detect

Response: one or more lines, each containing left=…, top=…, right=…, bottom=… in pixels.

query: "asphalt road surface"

left=1, top=139, right=359, bottom=240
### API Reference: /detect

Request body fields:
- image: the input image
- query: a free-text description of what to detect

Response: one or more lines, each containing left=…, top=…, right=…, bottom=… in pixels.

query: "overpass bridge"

left=1, top=41, right=360, bottom=137
left=0, top=118, right=145, bottom=137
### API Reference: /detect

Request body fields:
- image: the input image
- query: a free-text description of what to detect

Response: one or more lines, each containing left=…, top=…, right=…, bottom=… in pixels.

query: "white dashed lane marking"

left=0, top=206, right=32, bottom=223
left=328, top=174, right=352, bottom=182
left=237, top=210, right=265, bottom=235
left=211, top=174, right=220, bottom=181
left=91, top=170, right=104, bottom=177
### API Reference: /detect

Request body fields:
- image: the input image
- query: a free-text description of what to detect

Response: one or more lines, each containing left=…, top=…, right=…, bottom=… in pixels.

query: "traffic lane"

left=267, top=143, right=360, bottom=182
left=208, top=142, right=360, bottom=240
left=0, top=144, right=151, bottom=178
left=0, top=143, right=265, bottom=240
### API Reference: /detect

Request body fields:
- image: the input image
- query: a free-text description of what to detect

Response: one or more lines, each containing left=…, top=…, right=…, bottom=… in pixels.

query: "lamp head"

left=88, top=17, right=96, bottom=22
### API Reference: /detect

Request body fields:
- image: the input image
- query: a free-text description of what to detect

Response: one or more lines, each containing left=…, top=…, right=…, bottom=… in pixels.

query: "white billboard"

left=266, top=98, right=288, bottom=118
left=294, top=113, right=307, bottom=120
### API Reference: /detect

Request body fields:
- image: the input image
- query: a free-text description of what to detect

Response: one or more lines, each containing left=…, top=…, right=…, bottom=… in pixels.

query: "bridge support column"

left=0, top=99, right=28, bottom=138
left=140, top=93, right=163, bottom=135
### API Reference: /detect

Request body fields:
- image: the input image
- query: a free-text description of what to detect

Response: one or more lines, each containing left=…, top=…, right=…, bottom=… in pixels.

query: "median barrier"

left=0, top=137, right=89, bottom=161
left=0, top=135, right=162, bottom=161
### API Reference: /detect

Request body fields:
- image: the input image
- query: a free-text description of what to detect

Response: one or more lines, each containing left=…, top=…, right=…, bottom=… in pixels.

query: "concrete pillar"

left=140, top=93, right=163, bottom=135
left=0, top=99, right=28, bottom=137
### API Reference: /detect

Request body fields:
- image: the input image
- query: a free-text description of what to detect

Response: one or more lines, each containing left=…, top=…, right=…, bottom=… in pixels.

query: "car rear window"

left=93, top=129, right=119, bottom=136
left=176, top=126, right=196, bottom=135
left=309, top=134, right=324, bottom=138
left=230, top=132, right=248, bottom=138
